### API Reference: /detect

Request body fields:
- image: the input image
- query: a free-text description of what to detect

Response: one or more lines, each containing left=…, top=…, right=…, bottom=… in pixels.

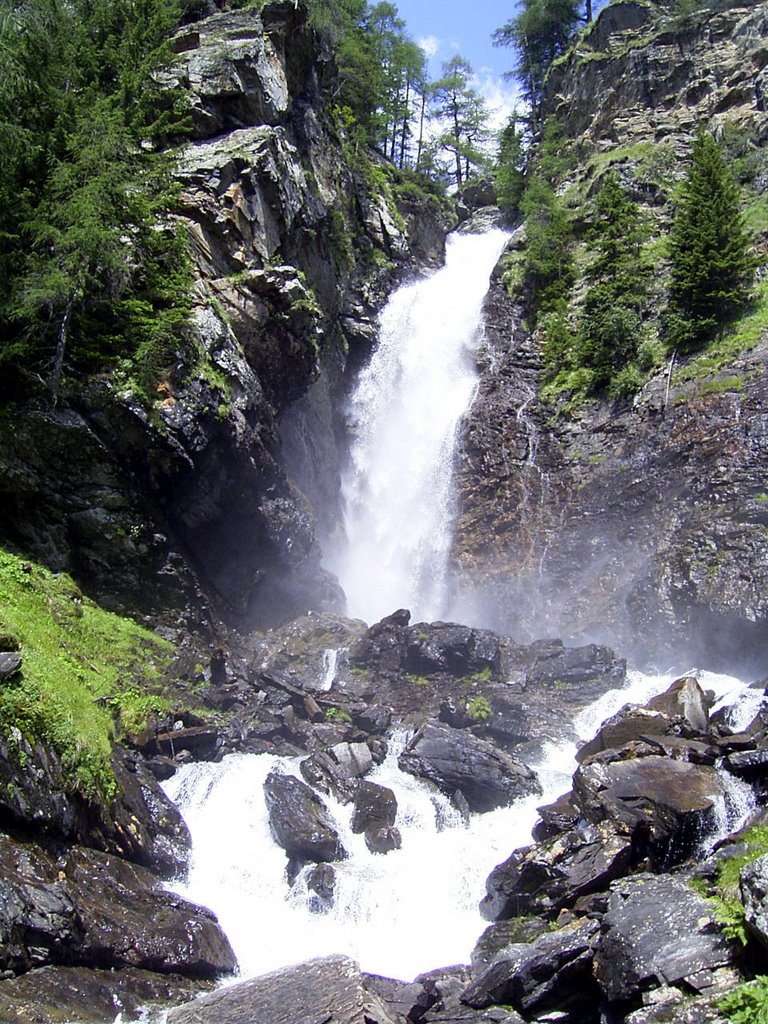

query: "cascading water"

left=161, top=669, right=756, bottom=988
left=327, top=228, right=510, bottom=625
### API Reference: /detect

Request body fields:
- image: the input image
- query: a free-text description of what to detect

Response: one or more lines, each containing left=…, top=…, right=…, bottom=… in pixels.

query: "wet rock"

left=471, top=919, right=551, bottom=972
left=167, top=953, right=402, bottom=1024
left=364, top=826, right=402, bottom=855
left=405, top=623, right=501, bottom=678
left=304, top=863, right=336, bottom=908
left=461, top=917, right=601, bottom=1019
left=399, top=721, right=540, bottom=813
left=299, top=742, right=372, bottom=804
left=364, top=973, right=436, bottom=1022
left=351, top=781, right=398, bottom=834
left=353, top=704, right=392, bottom=735
left=154, top=726, right=220, bottom=760
left=480, top=822, right=633, bottom=921
left=61, top=847, right=237, bottom=977
left=0, top=966, right=208, bottom=1024
left=264, top=770, right=347, bottom=864
left=724, top=748, right=768, bottom=780
left=593, top=875, right=739, bottom=1005
left=531, top=792, right=581, bottom=842
left=572, top=755, right=723, bottom=867
left=0, top=737, right=190, bottom=878
left=645, top=676, right=711, bottom=733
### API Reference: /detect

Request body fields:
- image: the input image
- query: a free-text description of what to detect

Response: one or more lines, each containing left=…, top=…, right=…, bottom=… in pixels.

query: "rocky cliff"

left=455, top=0, right=768, bottom=675
left=0, top=0, right=451, bottom=635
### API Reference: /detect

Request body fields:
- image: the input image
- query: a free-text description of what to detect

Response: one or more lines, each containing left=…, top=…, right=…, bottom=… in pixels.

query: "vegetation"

left=667, top=130, right=757, bottom=350
left=692, top=825, right=768, bottom=947
left=0, top=0, right=195, bottom=402
left=719, top=977, right=768, bottom=1024
left=0, top=548, right=174, bottom=798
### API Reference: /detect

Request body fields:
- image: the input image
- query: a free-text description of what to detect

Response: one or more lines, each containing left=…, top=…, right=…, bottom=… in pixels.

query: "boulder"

left=299, top=743, right=372, bottom=804
left=471, top=919, right=551, bottom=972
left=0, top=737, right=190, bottom=878
left=645, top=675, right=711, bottom=733
left=0, top=966, right=208, bottom=1024
left=61, top=847, right=237, bottom=977
left=304, top=863, right=336, bottom=911
left=404, top=623, right=501, bottom=678
left=572, top=755, right=723, bottom=867
left=461, top=917, right=601, bottom=1019
left=167, top=954, right=401, bottom=1024
left=480, top=822, right=633, bottom=921
left=399, top=721, right=540, bottom=813
left=0, top=651, right=21, bottom=679
left=593, top=875, right=739, bottom=1004
left=351, top=781, right=398, bottom=834
left=365, top=826, right=402, bottom=855
left=264, top=770, right=347, bottom=864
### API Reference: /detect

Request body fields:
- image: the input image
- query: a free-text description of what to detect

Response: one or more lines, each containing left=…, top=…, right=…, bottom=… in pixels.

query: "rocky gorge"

left=1, top=0, right=768, bottom=1021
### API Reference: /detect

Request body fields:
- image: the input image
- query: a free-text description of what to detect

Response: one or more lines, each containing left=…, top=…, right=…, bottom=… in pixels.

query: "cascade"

left=162, top=670, right=754, bottom=987
left=326, top=228, right=510, bottom=625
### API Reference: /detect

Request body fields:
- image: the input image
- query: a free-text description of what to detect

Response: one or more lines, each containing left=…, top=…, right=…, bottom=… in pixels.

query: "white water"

left=161, top=669, right=756, bottom=988
left=328, top=228, right=510, bottom=625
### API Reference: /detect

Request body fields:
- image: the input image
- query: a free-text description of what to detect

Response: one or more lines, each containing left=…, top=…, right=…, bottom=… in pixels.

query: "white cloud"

left=418, top=34, right=440, bottom=59
left=472, top=73, right=524, bottom=139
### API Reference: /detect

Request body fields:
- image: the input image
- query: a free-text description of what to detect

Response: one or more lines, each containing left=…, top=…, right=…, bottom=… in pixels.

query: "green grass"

left=0, top=548, right=173, bottom=798
left=673, top=279, right=768, bottom=386
left=719, top=976, right=768, bottom=1024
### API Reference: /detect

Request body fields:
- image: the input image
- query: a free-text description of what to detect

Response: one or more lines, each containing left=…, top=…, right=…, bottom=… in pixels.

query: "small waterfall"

left=327, top=229, right=509, bottom=625
left=319, top=648, right=338, bottom=692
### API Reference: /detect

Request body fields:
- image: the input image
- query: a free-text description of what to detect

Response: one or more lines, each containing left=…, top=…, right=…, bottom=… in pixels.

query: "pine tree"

left=667, top=130, right=756, bottom=349
left=431, top=56, right=490, bottom=186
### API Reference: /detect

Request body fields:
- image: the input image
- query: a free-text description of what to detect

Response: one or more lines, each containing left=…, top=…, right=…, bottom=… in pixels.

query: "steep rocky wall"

left=455, top=0, right=768, bottom=675
left=0, top=1, right=450, bottom=632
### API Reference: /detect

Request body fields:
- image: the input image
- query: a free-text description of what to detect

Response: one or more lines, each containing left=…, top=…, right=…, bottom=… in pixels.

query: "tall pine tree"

left=667, top=130, right=756, bottom=349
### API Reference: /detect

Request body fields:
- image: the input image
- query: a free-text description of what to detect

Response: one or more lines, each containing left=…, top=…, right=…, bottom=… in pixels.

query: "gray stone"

left=593, top=875, right=739, bottom=1004
left=264, top=770, right=347, bottom=864
left=167, top=954, right=401, bottom=1024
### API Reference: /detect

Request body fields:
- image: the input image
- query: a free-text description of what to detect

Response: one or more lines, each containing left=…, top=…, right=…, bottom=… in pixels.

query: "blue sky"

left=392, top=0, right=523, bottom=132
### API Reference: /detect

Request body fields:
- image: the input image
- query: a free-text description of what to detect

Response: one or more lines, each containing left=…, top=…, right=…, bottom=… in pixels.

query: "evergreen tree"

left=431, top=56, right=490, bottom=186
left=493, top=0, right=580, bottom=129
left=667, top=130, right=756, bottom=349
left=520, top=174, right=575, bottom=313
left=578, top=171, right=648, bottom=390
left=494, top=114, right=526, bottom=214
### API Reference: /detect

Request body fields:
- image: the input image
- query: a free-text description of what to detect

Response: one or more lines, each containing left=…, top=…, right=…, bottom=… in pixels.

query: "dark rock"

left=0, top=737, right=190, bottom=878
left=461, top=917, right=601, bottom=1019
left=154, top=726, right=220, bottom=759
left=471, top=919, right=551, bottom=972
left=572, top=755, right=724, bottom=867
left=0, top=966, right=208, bottom=1024
left=405, top=623, right=501, bottom=678
left=299, top=742, right=373, bottom=803
left=724, top=748, right=768, bottom=779
left=167, top=953, right=401, bottom=1024
left=351, top=781, right=398, bottom=834
left=264, top=770, right=347, bottom=864
left=61, top=846, right=237, bottom=977
left=480, top=822, right=632, bottom=921
left=0, top=652, right=22, bottom=679
left=593, top=875, right=739, bottom=1004
left=399, top=721, right=540, bottom=813
left=364, top=973, right=436, bottom=1022
left=304, top=863, right=336, bottom=907
left=741, top=852, right=768, bottom=950
left=532, top=792, right=582, bottom=841
left=365, top=826, right=402, bottom=854
left=353, top=704, right=392, bottom=735
left=523, top=640, right=626, bottom=694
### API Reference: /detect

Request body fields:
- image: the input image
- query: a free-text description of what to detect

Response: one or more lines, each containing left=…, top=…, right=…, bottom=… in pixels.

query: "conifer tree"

left=667, top=130, right=756, bottom=349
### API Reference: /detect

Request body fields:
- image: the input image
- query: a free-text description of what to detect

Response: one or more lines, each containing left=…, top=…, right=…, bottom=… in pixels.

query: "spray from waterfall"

left=327, top=229, right=509, bottom=625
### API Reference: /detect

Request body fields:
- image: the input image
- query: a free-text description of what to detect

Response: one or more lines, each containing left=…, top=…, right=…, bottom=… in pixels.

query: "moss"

left=324, top=706, right=352, bottom=723
left=0, top=548, right=174, bottom=799
left=466, top=695, right=491, bottom=721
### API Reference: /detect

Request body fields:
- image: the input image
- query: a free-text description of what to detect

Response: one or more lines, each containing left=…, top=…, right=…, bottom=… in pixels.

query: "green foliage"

left=719, top=977, right=768, bottom=1024
left=495, top=114, right=526, bottom=214
left=324, top=705, right=352, bottom=722
left=0, top=547, right=174, bottom=798
left=466, top=695, right=491, bottom=721
left=430, top=55, right=491, bottom=186
left=694, top=826, right=768, bottom=950
left=0, top=0, right=193, bottom=400
left=520, top=174, right=575, bottom=315
left=493, top=0, right=581, bottom=126
left=667, top=131, right=757, bottom=350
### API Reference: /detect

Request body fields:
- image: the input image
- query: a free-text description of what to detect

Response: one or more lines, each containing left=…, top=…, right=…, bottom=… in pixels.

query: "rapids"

left=162, top=668, right=757, bottom=986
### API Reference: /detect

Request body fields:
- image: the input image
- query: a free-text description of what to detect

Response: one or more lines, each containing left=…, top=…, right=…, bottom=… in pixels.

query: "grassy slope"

left=0, top=548, right=174, bottom=798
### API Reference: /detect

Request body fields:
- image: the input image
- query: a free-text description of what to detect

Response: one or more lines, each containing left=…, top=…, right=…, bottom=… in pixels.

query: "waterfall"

left=161, top=670, right=754, bottom=987
left=327, top=228, right=509, bottom=625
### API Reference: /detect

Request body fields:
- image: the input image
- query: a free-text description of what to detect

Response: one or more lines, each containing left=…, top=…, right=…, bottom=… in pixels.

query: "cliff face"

left=456, top=0, right=768, bottom=674
left=0, top=1, right=450, bottom=633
